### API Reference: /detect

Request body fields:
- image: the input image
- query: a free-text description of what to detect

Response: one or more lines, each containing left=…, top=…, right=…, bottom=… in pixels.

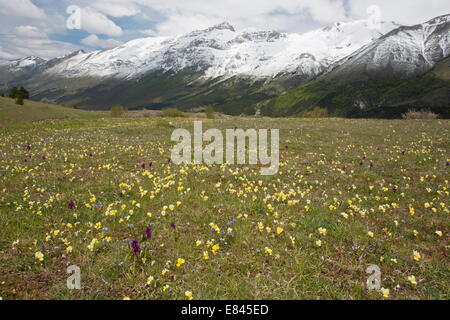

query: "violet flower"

left=145, top=227, right=152, bottom=239
left=130, top=240, right=141, bottom=254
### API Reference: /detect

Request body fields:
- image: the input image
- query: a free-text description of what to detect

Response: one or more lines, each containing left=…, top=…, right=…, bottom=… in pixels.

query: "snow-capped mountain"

left=268, top=14, right=450, bottom=118
left=41, top=20, right=398, bottom=81
left=328, top=14, right=450, bottom=79
left=1, top=15, right=449, bottom=115
left=0, top=56, right=47, bottom=71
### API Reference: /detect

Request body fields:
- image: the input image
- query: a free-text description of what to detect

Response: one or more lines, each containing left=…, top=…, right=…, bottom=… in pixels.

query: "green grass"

left=0, top=96, right=102, bottom=125
left=0, top=116, right=448, bottom=300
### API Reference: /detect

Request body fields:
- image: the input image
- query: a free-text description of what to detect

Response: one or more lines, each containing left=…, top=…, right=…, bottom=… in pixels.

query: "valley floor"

left=0, top=117, right=448, bottom=300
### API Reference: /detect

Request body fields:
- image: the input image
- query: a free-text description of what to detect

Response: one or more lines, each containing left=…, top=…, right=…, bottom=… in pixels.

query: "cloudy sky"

left=0, top=0, right=449, bottom=61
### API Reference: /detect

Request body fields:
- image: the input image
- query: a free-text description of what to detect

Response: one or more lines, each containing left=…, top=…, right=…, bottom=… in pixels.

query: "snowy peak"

left=423, top=14, right=450, bottom=26
left=206, top=21, right=236, bottom=32
left=5, top=15, right=450, bottom=86
left=3, top=56, right=47, bottom=71
left=43, top=19, right=400, bottom=80
left=334, top=14, right=450, bottom=78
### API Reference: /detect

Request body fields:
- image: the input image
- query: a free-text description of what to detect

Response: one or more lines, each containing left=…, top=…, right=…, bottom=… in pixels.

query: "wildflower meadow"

left=0, top=117, right=448, bottom=300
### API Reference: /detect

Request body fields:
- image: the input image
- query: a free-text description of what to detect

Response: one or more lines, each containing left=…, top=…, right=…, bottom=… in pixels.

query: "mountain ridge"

left=1, top=15, right=449, bottom=117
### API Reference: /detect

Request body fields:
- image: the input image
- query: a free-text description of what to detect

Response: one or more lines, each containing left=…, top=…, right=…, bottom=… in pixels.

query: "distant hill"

left=264, top=56, right=450, bottom=119
left=0, top=96, right=101, bottom=125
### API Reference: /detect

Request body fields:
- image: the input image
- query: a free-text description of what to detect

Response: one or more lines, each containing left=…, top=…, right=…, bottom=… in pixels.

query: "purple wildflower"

left=149, top=162, right=153, bottom=168
left=141, top=163, right=146, bottom=169
left=130, top=240, right=141, bottom=254
left=446, top=161, right=449, bottom=167
left=170, top=222, right=176, bottom=229
left=145, top=227, right=152, bottom=239
left=68, top=200, right=75, bottom=210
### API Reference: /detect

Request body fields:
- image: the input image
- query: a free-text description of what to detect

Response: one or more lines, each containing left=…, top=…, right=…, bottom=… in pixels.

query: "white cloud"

left=349, top=0, right=450, bottom=25
left=14, top=25, right=46, bottom=38
left=0, top=0, right=45, bottom=19
left=81, top=34, right=123, bottom=48
left=80, top=7, right=123, bottom=36
left=348, top=0, right=450, bottom=25
left=0, top=36, right=79, bottom=61
left=139, top=29, right=157, bottom=36
left=132, top=0, right=348, bottom=35
left=152, top=14, right=224, bottom=36
left=91, top=1, right=140, bottom=18
left=125, top=0, right=450, bottom=35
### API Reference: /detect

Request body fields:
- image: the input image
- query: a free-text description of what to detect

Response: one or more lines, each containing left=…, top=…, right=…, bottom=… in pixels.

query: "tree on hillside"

left=204, top=105, right=215, bottom=119
left=15, top=97, right=24, bottom=105
left=9, top=87, right=30, bottom=100
left=18, top=87, right=29, bottom=99
left=9, top=87, right=19, bottom=99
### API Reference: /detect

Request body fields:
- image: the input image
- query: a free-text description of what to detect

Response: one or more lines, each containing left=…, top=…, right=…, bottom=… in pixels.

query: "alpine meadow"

left=0, top=0, right=449, bottom=303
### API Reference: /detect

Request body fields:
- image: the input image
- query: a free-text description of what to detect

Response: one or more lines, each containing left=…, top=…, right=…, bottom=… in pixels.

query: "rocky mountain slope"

left=266, top=15, right=450, bottom=118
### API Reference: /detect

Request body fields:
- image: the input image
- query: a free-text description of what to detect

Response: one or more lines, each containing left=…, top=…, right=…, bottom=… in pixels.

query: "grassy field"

left=0, top=97, right=102, bottom=125
left=0, top=112, right=448, bottom=300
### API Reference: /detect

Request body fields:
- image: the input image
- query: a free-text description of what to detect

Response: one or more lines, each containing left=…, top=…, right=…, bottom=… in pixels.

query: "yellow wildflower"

left=212, top=245, right=220, bottom=253
left=176, top=258, right=185, bottom=267
left=35, top=251, right=44, bottom=261
left=185, top=291, right=193, bottom=300
left=413, top=250, right=422, bottom=261
left=408, top=276, right=417, bottom=285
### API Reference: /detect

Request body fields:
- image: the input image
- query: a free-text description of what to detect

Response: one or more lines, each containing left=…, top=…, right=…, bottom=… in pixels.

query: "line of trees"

left=5, top=87, right=30, bottom=105
left=9, top=87, right=29, bottom=99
